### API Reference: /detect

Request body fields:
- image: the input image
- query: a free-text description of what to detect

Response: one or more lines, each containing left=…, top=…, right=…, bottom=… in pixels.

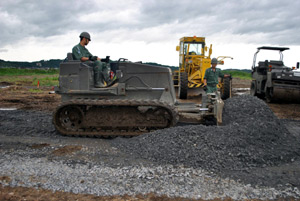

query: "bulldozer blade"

left=214, top=94, right=224, bottom=126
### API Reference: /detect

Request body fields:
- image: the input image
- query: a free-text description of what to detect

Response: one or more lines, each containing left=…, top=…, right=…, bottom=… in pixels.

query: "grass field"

left=0, top=68, right=58, bottom=76
left=0, top=68, right=251, bottom=87
left=223, top=70, right=252, bottom=80
left=0, top=68, right=59, bottom=86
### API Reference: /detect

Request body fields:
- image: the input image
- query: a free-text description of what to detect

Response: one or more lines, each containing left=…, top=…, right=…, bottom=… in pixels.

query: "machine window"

left=184, top=43, right=204, bottom=55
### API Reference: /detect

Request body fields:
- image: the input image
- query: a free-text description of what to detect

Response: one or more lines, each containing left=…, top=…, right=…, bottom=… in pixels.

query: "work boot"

left=103, top=71, right=118, bottom=87
left=103, top=70, right=110, bottom=83
left=94, top=71, right=105, bottom=88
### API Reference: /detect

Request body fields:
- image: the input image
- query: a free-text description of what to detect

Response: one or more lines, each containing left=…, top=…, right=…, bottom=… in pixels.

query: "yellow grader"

left=174, top=36, right=232, bottom=99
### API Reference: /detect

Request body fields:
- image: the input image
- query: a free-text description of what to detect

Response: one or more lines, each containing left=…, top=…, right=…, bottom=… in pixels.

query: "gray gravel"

left=0, top=110, right=57, bottom=138
left=1, top=95, right=300, bottom=199
left=1, top=151, right=300, bottom=200
left=114, top=95, right=299, bottom=172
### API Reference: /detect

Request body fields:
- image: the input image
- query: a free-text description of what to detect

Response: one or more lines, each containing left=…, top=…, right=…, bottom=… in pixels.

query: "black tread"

left=179, top=72, right=188, bottom=99
left=221, top=77, right=232, bottom=100
left=265, top=87, right=273, bottom=103
left=250, top=80, right=257, bottom=96
left=53, top=99, right=178, bottom=137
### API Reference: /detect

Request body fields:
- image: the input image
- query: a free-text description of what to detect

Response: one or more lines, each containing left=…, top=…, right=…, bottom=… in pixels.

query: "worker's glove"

left=89, top=56, right=98, bottom=61
left=101, top=56, right=110, bottom=63
left=203, top=85, right=207, bottom=91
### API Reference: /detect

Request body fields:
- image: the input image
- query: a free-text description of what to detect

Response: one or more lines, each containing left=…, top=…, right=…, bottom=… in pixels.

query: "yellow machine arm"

left=217, top=56, right=233, bottom=65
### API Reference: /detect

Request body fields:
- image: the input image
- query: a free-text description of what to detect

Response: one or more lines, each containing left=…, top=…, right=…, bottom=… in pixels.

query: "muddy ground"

left=0, top=77, right=300, bottom=200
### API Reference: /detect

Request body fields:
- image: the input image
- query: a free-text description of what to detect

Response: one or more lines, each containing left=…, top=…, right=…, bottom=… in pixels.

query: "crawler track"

left=53, top=99, right=178, bottom=137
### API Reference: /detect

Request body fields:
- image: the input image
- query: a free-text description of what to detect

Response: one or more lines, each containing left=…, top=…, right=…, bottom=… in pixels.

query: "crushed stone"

left=114, top=95, right=300, bottom=172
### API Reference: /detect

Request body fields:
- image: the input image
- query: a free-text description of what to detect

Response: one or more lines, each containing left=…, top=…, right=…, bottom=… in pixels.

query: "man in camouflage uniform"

left=203, top=58, right=225, bottom=93
left=72, top=32, right=109, bottom=88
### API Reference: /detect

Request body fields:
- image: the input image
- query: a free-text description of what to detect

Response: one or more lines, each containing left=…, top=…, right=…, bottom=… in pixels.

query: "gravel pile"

left=114, top=95, right=300, bottom=171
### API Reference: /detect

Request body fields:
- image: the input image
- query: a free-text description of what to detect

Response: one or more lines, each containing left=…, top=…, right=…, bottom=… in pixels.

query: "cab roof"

left=180, top=37, right=205, bottom=43
left=257, top=46, right=290, bottom=51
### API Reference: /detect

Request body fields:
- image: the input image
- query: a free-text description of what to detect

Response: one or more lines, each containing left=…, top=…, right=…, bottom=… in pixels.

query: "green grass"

left=0, top=68, right=59, bottom=76
left=0, top=68, right=59, bottom=86
left=223, top=70, right=252, bottom=80
left=32, top=76, right=58, bottom=86
left=0, top=76, right=59, bottom=86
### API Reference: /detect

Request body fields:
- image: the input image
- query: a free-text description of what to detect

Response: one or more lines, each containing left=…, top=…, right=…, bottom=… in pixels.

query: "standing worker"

left=203, top=58, right=228, bottom=93
left=72, top=32, right=110, bottom=88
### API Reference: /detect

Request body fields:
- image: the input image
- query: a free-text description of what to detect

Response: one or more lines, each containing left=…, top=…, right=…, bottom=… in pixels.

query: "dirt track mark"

left=30, top=143, right=50, bottom=149
left=52, top=145, right=82, bottom=156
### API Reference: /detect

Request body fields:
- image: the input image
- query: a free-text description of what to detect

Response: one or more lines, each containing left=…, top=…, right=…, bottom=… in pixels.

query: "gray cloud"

left=0, top=0, right=299, bottom=47
left=0, top=0, right=97, bottom=45
left=138, top=0, right=300, bottom=45
left=0, top=49, right=8, bottom=53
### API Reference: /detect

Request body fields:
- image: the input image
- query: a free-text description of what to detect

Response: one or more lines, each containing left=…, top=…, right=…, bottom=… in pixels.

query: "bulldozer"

left=52, top=54, right=225, bottom=137
left=173, top=36, right=233, bottom=100
left=250, top=46, right=300, bottom=102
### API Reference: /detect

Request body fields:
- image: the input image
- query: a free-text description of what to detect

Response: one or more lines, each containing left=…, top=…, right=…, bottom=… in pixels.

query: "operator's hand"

left=224, top=74, right=230, bottom=77
left=89, top=56, right=98, bottom=61
left=101, top=56, right=110, bottom=63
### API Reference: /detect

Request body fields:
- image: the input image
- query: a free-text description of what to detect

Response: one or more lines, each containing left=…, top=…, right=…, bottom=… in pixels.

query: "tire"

left=250, top=80, right=257, bottom=96
left=179, top=72, right=188, bottom=99
left=251, top=80, right=265, bottom=99
left=220, top=77, right=232, bottom=100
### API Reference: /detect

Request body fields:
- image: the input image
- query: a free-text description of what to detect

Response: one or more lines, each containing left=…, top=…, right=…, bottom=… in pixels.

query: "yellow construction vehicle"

left=174, top=36, right=232, bottom=99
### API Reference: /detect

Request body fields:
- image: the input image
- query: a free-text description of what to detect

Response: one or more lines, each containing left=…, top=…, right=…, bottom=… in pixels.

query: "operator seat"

left=67, top=53, right=79, bottom=61
left=59, top=53, right=94, bottom=90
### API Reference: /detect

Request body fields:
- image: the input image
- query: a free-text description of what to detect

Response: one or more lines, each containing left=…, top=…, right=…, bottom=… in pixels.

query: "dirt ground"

left=1, top=184, right=223, bottom=201
left=0, top=77, right=300, bottom=201
left=0, top=85, right=59, bottom=112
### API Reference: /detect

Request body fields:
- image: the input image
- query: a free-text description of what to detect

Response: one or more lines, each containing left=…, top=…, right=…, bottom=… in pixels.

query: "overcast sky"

left=0, top=0, right=299, bottom=69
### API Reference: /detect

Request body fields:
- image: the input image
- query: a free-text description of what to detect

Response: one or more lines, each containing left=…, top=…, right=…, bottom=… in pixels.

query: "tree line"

left=0, top=59, right=178, bottom=69
left=0, top=59, right=250, bottom=73
left=0, top=59, right=62, bottom=68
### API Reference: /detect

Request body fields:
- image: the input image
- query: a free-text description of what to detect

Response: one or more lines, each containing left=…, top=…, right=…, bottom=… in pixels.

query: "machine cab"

left=176, top=36, right=208, bottom=69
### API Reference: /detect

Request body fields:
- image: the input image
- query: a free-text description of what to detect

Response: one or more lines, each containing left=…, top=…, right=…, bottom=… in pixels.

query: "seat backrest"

left=269, top=60, right=284, bottom=66
left=67, top=53, right=74, bottom=61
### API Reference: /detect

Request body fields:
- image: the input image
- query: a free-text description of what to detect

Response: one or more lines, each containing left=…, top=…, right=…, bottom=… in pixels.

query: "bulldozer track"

left=53, top=99, right=178, bottom=137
